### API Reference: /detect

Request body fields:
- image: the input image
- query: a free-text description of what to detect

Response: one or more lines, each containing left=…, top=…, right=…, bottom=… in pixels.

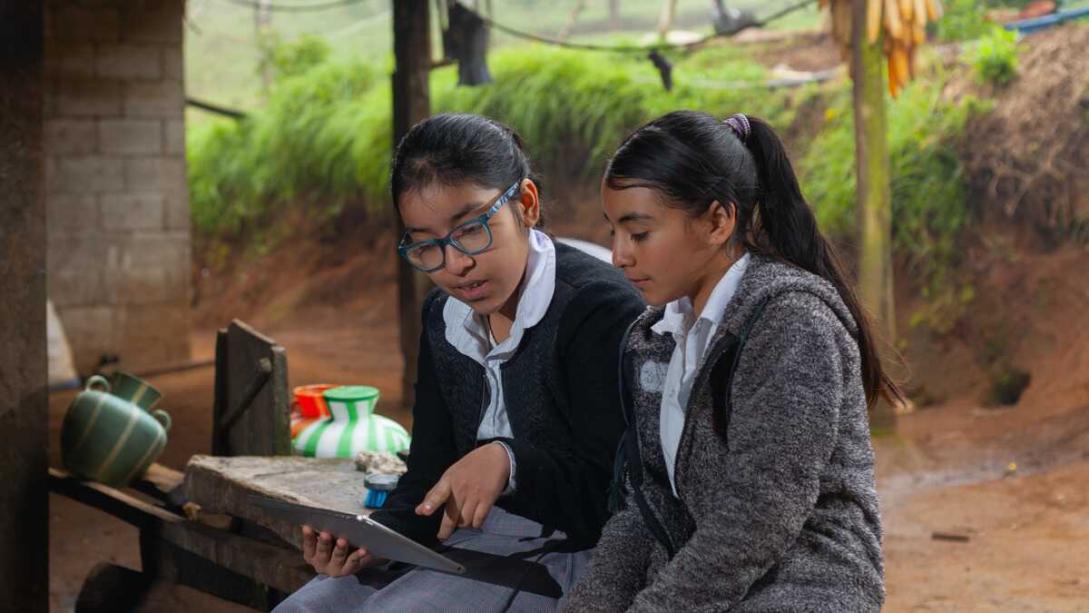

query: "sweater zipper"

left=672, top=332, right=734, bottom=499
left=618, top=320, right=678, bottom=557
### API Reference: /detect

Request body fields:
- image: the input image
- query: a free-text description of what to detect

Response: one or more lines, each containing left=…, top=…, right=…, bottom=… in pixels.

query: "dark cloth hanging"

left=443, top=2, right=493, bottom=86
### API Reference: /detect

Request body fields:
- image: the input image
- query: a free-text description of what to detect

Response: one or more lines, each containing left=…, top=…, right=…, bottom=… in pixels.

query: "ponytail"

left=606, top=110, right=902, bottom=407
left=742, top=116, right=901, bottom=407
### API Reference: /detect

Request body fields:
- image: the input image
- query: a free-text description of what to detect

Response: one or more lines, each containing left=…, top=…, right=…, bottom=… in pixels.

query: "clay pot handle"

left=85, top=375, right=111, bottom=393
left=152, top=409, right=172, bottom=433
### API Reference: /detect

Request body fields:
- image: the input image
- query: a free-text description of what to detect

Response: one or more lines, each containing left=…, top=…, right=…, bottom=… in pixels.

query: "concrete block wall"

left=44, top=0, right=191, bottom=373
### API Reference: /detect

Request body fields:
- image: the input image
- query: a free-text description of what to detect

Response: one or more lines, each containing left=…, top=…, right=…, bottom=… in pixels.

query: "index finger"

left=416, top=477, right=452, bottom=516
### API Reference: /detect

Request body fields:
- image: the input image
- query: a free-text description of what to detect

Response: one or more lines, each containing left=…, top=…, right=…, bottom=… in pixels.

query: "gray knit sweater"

left=562, top=255, right=884, bottom=612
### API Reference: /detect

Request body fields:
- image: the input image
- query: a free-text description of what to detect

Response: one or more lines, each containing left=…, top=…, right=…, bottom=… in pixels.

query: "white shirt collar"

left=443, top=229, right=557, bottom=362
left=651, top=252, right=751, bottom=339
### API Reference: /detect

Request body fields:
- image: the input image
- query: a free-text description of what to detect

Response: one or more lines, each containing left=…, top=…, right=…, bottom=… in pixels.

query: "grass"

left=187, top=42, right=805, bottom=237
left=184, top=0, right=823, bottom=121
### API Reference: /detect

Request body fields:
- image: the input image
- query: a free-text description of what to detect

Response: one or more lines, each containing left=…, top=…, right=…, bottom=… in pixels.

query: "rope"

left=477, top=0, right=818, bottom=54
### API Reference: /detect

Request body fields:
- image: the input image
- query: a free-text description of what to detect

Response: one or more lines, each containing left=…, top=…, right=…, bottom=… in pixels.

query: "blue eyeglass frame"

left=397, top=180, right=523, bottom=273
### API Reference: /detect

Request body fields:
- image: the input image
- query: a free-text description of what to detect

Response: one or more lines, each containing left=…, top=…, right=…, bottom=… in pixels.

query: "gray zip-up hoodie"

left=562, top=255, right=884, bottom=612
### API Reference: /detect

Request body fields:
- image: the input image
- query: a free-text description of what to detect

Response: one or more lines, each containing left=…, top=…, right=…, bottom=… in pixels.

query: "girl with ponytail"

left=562, top=111, right=898, bottom=612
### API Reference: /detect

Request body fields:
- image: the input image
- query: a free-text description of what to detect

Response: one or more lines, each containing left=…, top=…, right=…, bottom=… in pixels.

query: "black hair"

left=605, top=110, right=901, bottom=407
left=390, top=113, right=545, bottom=227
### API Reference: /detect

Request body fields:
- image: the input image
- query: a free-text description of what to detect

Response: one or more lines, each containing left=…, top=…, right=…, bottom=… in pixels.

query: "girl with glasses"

left=562, top=111, right=900, bottom=612
left=275, top=113, right=644, bottom=612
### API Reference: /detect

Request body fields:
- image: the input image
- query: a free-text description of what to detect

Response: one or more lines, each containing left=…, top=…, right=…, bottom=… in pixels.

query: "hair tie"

left=724, top=113, right=751, bottom=143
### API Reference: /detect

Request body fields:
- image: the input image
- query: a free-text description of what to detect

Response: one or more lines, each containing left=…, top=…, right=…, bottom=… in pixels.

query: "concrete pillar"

left=0, top=0, right=49, bottom=609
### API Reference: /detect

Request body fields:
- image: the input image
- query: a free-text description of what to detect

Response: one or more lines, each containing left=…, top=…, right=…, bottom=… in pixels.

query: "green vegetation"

left=802, top=79, right=985, bottom=262
left=934, top=0, right=993, bottom=42
left=967, top=26, right=1021, bottom=86
left=184, top=0, right=823, bottom=118
left=187, top=9, right=1009, bottom=332
left=188, top=43, right=805, bottom=236
left=800, top=73, right=990, bottom=330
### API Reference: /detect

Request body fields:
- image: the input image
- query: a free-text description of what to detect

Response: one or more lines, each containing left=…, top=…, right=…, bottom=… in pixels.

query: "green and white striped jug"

left=292, top=385, right=411, bottom=458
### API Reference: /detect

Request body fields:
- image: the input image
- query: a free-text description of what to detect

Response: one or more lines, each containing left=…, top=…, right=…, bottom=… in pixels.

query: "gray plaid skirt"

left=273, top=507, right=592, bottom=613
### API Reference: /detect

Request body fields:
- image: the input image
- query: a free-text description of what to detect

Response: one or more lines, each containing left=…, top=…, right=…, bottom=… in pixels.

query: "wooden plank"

left=184, top=455, right=371, bottom=547
left=212, top=328, right=229, bottom=455
left=155, top=520, right=315, bottom=596
left=49, top=467, right=183, bottom=528
left=218, top=321, right=291, bottom=457
left=129, top=462, right=186, bottom=509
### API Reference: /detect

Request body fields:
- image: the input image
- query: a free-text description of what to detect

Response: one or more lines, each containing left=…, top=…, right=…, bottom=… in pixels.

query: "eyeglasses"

left=397, top=180, right=522, bottom=273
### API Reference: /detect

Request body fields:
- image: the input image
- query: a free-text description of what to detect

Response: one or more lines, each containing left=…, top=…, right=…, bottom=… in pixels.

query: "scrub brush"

left=363, top=473, right=399, bottom=509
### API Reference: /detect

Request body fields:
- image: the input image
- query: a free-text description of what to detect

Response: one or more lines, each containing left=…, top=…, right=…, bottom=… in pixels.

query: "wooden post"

left=609, top=0, right=622, bottom=30
left=657, top=0, right=678, bottom=41
left=0, top=0, right=48, bottom=609
left=850, top=0, right=897, bottom=431
left=392, top=0, right=432, bottom=409
left=255, top=0, right=273, bottom=93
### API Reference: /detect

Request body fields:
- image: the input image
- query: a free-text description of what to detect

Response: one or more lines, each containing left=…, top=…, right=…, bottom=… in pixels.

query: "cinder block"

left=115, top=301, right=192, bottom=368
left=103, top=263, right=189, bottom=305
left=163, top=186, right=191, bottom=231
left=44, top=119, right=97, bottom=155
left=50, top=6, right=120, bottom=43
left=121, top=0, right=184, bottom=44
left=163, top=118, right=184, bottom=154
left=48, top=266, right=108, bottom=308
left=54, top=78, right=122, bottom=117
left=47, top=193, right=99, bottom=234
left=162, top=46, right=183, bottom=81
left=100, top=233, right=190, bottom=316
left=56, top=305, right=116, bottom=373
left=98, top=119, right=162, bottom=154
left=45, top=43, right=95, bottom=79
left=51, top=156, right=125, bottom=193
left=99, top=192, right=165, bottom=230
left=123, top=79, right=183, bottom=118
left=124, top=156, right=185, bottom=191
left=48, top=236, right=110, bottom=307
left=95, top=44, right=162, bottom=80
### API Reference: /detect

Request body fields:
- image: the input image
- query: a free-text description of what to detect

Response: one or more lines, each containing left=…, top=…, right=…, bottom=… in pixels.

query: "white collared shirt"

left=651, top=252, right=750, bottom=495
left=442, top=229, right=557, bottom=493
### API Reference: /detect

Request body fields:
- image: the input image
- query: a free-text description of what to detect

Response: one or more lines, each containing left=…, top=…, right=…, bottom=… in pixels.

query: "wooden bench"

left=50, top=320, right=305, bottom=610
left=49, top=464, right=314, bottom=611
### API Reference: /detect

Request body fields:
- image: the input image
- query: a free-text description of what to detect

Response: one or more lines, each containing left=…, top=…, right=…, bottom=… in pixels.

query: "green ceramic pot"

left=292, top=385, right=411, bottom=458
left=109, top=370, right=163, bottom=410
left=60, top=375, right=171, bottom=486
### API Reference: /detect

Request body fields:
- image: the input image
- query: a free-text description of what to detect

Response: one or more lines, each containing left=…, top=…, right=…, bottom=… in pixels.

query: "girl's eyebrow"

left=618, top=212, right=655, bottom=224
left=405, top=201, right=485, bottom=234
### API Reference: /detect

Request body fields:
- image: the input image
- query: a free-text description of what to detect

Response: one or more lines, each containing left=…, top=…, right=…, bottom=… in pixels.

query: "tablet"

left=249, top=495, right=465, bottom=574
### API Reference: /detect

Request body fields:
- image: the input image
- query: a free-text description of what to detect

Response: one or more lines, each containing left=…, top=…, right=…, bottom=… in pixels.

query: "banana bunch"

left=821, top=0, right=944, bottom=96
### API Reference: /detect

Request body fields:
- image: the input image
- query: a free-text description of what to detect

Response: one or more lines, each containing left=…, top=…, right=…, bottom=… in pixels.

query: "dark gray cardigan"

left=372, top=243, right=645, bottom=548
left=562, top=255, right=884, bottom=612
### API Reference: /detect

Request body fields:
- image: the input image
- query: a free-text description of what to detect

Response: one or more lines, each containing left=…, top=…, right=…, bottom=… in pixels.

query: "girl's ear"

left=516, top=178, right=540, bottom=229
left=706, top=200, right=737, bottom=247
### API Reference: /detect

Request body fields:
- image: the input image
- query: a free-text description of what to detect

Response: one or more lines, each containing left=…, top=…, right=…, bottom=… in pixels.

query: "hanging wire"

left=217, top=0, right=372, bottom=13
left=476, top=0, right=818, bottom=53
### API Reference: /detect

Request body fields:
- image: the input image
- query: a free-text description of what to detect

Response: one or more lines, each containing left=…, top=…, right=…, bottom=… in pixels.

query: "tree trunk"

left=850, top=0, right=897, bottom=431
left=392, top=0, right=432, bottom=409
left=657, top=0, right=678, bottom=41
left=609, top=0, right=622, bottom=30
left=255, top=0, right=273, bottom=93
